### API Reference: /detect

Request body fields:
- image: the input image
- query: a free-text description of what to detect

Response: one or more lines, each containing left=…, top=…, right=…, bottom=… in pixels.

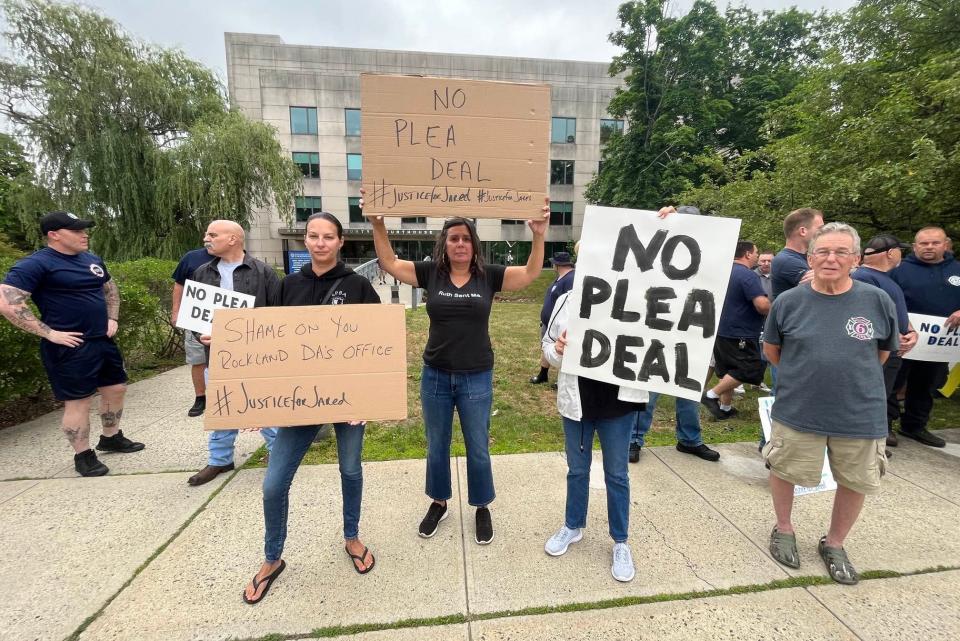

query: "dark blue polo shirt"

left=540, top=269, right=575, bottom=326
left=718, top=263, right=768, bottom=339
left=3, top=247, right=111, bottom=338
left=172, top=248, right=215, bottom=285
left=852, top=266, right=910, bottom=335
left=771, top=248, right=809, bottom=300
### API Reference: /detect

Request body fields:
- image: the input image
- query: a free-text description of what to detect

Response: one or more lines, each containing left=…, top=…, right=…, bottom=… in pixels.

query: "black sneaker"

left=721, top=407, right=739, bottom=420
left=74, top=449, right=109, bottom=477
left=629, top=443, right=641, bottom=463
left=418, top=501, right=448, bottom=538
left=677, top=442, right=721, bottom=462
left=96, top=430, right=145, bottom=453
left=886, top=429, right=898, bottom=447
left=899, top=428, right=946, bottom=448
left=700, top=393, right=725, bottom=419
left=188, top=396, right=206, bottom=417
left=475, top=506, right=494, bottom=545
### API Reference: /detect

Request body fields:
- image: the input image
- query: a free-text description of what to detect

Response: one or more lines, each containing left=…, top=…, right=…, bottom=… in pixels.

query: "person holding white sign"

left=890, top=226, right=960, bottom=448
left=243, top=212, right=382, bottom=604
left=542, top=291, right=647, bottom=582
left=762, top=222, right=898, bottom=585
left=171, top=246, right=215, bottom=417
left=188, top=220, right=281, bottom=486
left=367, top=191, right=548, bottom=545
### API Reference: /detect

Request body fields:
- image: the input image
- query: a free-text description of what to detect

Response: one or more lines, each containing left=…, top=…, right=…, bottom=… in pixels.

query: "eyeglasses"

left=810, top=248, right=854, bottom=258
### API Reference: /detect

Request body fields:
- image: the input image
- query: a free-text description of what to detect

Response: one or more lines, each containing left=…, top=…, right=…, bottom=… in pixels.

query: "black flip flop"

left=345, top=545, right=376, bottom=575
left=242, top=559, right=286, bottom=604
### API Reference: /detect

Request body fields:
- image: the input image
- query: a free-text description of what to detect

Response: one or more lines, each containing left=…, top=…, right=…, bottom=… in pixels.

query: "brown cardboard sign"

left=204, top=305, right=407, bottom=430
left=361, top=74, right=550, bottom=219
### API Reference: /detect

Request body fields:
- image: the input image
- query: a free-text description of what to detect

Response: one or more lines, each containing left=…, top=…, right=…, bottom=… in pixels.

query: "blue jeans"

left=563, top=413, right=633, bottom=542
left=208, top=428, right=277, bottom=466
left=421, top=365, right=495, bottom=507
left=262, top=423, right=365, bottom=562
left=630, top=393, right=703, bottom=448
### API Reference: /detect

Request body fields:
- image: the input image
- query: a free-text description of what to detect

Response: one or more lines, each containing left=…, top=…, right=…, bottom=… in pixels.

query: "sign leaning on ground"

left=758, top=397, right=837, bottom=496
left=174, top=279, right=255, bottom=335
left=204, top=305, right=408, bottom=430
left=360, top=74, right=550, bottom=219
left=561, top=206, right=741, bottom=402
left=905, top=313, right=960, bottom=362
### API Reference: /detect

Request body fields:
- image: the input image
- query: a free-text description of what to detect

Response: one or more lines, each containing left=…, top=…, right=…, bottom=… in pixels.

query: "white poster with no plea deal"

left=561, top=205, right=741, bottom=401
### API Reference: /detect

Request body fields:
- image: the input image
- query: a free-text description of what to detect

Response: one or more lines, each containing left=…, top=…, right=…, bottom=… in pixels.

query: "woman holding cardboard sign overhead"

left=365, top=190, right=548, bottom=544
left=242, top=212, right=381, bottom=605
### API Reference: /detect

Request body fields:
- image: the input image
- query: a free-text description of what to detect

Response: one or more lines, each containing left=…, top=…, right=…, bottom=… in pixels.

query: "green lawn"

left=250, top=272, right=960, bottom=467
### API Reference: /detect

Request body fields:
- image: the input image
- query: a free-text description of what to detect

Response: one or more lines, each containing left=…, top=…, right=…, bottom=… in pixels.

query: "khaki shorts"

left=762, top=419, right=886, bottom=495
left=184, top=330, right=206, bottom=365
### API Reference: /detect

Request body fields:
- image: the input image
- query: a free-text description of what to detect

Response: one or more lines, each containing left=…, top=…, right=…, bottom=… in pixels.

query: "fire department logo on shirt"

left=948, top=275, right=960, bottom=286
left=89, top=264, right=105, bottom=278
left=845, top=316, right=874, bottom=341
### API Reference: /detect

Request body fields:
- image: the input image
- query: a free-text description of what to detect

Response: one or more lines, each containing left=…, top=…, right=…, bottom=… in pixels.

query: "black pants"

left=894, top=360, right=949, bottom=433
left=882, top=354, right=902, bottom=429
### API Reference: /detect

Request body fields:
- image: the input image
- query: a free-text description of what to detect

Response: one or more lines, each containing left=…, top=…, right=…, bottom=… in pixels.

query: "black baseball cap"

left=550, top=251, right=574, bottom=266
left=40, top=211, right=95, bottom=235
left=862, top=234, right=910, bottom=256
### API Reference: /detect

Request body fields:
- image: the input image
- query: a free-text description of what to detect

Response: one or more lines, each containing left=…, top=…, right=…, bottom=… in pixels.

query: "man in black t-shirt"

left=171, top=247, right=215, bottom=417
left=0, top=211, right=144, bottom=477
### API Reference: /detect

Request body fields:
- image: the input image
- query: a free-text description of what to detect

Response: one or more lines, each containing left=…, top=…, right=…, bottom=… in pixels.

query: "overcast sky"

left=78, top=0, right=858, bottom=83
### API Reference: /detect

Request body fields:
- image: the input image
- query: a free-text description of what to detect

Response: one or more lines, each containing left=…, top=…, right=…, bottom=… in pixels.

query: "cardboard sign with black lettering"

left=361, top=73, right=550, bottom=219
left=905, top=313, right=960, bottom=362
left=204, top=305, right=407, bottom=430
left=174, top=279, right=255, bottom=335
left=560, top=206, right=741, bottom=402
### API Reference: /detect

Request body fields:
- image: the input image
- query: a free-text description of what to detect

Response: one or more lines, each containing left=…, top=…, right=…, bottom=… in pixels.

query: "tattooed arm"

left=103, top=279, right=120, bottom=337
left=0, top=284, right=84, bottom=347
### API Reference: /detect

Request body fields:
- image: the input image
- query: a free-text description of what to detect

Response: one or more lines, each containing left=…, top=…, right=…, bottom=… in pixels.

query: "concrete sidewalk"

left=2, top=366, right=959, bottom=641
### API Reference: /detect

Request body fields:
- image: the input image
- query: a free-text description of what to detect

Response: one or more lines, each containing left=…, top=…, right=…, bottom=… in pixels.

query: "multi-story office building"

left=225, top=33, right=625, bottom=269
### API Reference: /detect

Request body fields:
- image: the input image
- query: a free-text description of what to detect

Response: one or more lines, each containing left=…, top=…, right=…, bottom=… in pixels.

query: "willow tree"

left=0, top=0, right=302, bottom=260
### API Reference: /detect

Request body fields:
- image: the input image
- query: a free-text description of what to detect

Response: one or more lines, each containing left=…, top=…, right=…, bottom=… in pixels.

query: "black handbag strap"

left=320, top=277, right=346, bottom=305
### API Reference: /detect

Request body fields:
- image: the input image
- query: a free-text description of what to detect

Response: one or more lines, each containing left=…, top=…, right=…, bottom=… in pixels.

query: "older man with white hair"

left=762, top=222, right=898, bottom=585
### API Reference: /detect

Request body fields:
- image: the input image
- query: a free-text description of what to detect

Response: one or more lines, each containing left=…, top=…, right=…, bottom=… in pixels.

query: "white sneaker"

left=544, top=525, right=583, bottom=556
left=611, top=542, right=635, bottom=582
left=759, top=383, right=772, bottom=392
left=733, top=385, right=746, bottom=396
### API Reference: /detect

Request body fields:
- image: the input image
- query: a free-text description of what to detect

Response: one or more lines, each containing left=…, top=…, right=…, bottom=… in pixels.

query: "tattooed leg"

left=62, top=398, right=94, bottom=453
left=98, top=384, right=127, bottom=437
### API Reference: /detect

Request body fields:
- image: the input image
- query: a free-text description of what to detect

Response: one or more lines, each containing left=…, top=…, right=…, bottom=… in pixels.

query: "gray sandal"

left=769, top=527, right=801, bottom=568
left=818, top=536, right=858, bottom=585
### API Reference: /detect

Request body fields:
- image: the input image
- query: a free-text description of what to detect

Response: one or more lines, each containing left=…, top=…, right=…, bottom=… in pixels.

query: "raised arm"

left=361, top=188, right=418, bottom=286
left=502, top=199, right=550, bottom=292
left=103, top=279, right=120, bottom=337
left=0, top=283, right=83, bottom=346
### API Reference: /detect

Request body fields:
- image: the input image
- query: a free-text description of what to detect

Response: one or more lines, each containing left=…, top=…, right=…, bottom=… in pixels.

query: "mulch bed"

left=0, top=391, right=62, bottom=430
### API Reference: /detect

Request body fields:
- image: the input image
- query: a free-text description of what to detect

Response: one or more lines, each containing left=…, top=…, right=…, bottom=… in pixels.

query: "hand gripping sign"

left=561, top=205, right=741, bottom=402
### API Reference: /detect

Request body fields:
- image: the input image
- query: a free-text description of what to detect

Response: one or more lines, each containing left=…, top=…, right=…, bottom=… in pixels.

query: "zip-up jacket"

left=890, top=252, right=960, bottom=317
left=280, top=261, right=381, bottom=306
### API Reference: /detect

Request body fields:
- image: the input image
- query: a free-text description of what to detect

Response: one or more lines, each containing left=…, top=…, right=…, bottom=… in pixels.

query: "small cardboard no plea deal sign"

left=174, top=279, right=255, bottom=335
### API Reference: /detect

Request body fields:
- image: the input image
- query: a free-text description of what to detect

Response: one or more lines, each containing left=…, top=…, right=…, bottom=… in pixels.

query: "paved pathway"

left=2, top=366, right=959, bottom=641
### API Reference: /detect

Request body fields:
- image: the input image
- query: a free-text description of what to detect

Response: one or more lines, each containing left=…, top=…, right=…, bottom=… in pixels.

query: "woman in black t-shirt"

left=369, top=202, right=548, bottom=545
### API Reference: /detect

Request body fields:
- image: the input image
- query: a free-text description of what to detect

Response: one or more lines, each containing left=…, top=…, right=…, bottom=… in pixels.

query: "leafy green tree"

left=0, top=0, right=301, bottom=260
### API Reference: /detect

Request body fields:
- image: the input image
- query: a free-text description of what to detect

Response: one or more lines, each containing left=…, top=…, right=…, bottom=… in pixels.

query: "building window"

left=550, top=160, right=574, bottom=185
left=600, top=118, right=625, bottom=143
left=348, top=197, right=364, bottom=223
left=551, top=117, right=576, bottom=143
left=401, top=217, right=426, bottom=224
left=295, top=196, right=322, bottom=222
left=345, top=108, right=361, bottom=136
left=500, top=219, right=525, bottom=226
left=347, top=154, right=362, bottom=180
left=550, top=201, right=573, bottom=226
left=292, top=152, right=320, bottom=178
left=290, top=107, right=318, bottom=135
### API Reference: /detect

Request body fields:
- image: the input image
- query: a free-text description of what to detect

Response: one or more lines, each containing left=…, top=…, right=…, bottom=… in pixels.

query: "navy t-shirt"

left=771, top=248, right=809, bottom=300
left=540, top=269, right=575, bottom=326
left=172, top=248, right=215, bottom=285
left=718, top=263, right=768, bottom=339
left=3, top=247, right=112, bottom=338
left=852, top=267, right=909, bottom=335
left=414, top=261, right=506, bottom=372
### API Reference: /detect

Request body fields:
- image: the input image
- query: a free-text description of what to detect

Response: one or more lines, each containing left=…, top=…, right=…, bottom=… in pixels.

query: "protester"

left=368, top=193, right=548, bottom=545
left=755, top=251, right=773, bottom=298
left=702, top=241, right=770, bottom=419
left=171, top=246, right=215, bottom=417
left=771, top=208, right=824, bottom=300
left=530, top=250, right=575, bottom=385
left=853, top=235, right=918, bottom=447
left=187, top=220, right=280, bottom=486
left=0, top=211, right=144, bottom=476
left=542, top=290, right=647, bottom=581
left=763, top=222, right=898, bottom=585
left=889, top=226, right=960, bottom=448
left=631, top=394, right=720, bottom=462
left=243, top=212, right=382, bottom=604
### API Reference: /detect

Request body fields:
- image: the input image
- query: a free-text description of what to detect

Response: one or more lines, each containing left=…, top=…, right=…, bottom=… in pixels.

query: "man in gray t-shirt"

left=761, top=223, right=898, bottom=586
